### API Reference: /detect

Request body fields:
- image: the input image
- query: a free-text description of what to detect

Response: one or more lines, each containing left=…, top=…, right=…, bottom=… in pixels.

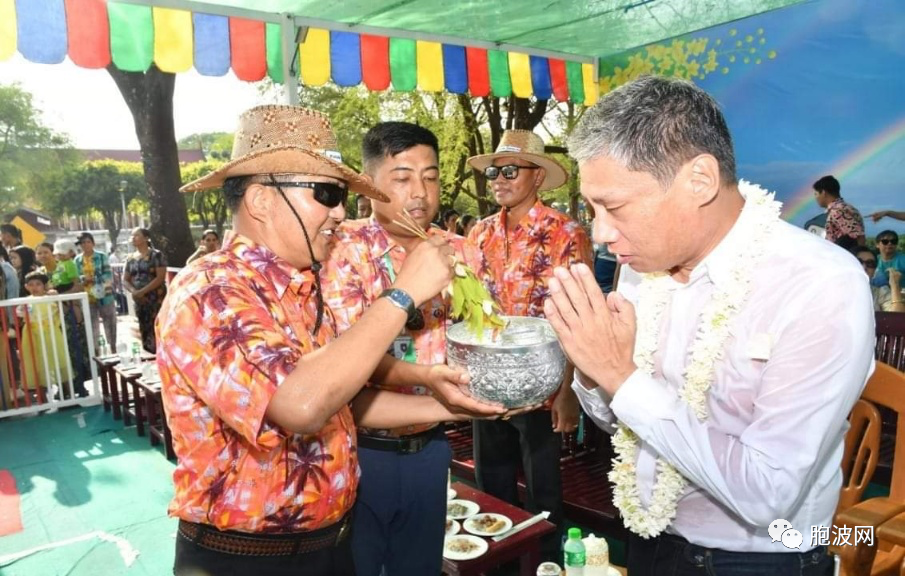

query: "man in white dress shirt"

left=544, top=75, right=874, bottom=576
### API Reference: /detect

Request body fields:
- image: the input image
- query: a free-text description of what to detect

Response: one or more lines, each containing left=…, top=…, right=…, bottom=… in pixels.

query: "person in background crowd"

left=185, top=229, right=221, bottom=265
left=442, top=209, right=459, bottom=234
left=0, top=224, right=22, bottom=250
left=457, top=214, right=477, bottom=237
left=123, top=227, right=167, bottom=353
left=874, top=230, right=905, bottom=285
left=813, top=175, right=866, bottom=245
left=853, top=245, right=905, bottom=313
left=356, top=194, right=373, bottom=219
left=159, top=104, right=468, bottom=576
left=322, top=121, right=509, bottom=576
left=9, top=246, right=37, bottom=298
left=18, top=271, right=83, bottom=397
left=871, top=209, right=905, bottom=222
left=74, top=232, right=117, bottom=355
left=548, top=75, right=872, bottom=576
left=44, top=240, right=92, bottom=389
left=464, top=129, right=593, bottom=563
left=0, top=245, right=19, bottom=405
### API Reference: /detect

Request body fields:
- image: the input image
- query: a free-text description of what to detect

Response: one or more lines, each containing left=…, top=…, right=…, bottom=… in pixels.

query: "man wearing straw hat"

left=157, top=105, right=476, bottom=576
left=464, top=129, right=593, bottom=561
left=322, top=122, right=516, bottom=575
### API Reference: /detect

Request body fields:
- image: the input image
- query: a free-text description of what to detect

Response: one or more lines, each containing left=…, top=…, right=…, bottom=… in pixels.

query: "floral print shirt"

left=825, top=197, right=865, bottom=244
left=156, top=232, right=358, bottom=533
left=321, top=219, right=463, bottom=438
left=464, top=201, right=593, bottom=318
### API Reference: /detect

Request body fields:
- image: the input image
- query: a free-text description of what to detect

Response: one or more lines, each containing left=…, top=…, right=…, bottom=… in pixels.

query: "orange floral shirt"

left=156, top=232, right=358, bottom=534
left=321, top=219, right=463, bottom=437
left=464, top=201, right=593, bottom=318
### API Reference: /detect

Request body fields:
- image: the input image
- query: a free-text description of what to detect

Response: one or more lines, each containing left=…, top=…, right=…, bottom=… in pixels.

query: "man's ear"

left=685, top=154, right=720, bottom=207
left=534, top=166, right=546, bottom=189
left=242, top=182, right=273, bottom=224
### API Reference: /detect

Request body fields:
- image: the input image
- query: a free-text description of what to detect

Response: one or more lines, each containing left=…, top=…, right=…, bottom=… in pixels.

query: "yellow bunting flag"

left=300, top=28, right=330, bottom=86
left=582, top=62, right=598, bottom=106
left=415, top=40, right=444, bottom=92
left=508, top=52, right=533, bottom=98
left=153, top=8, right=193, bottom=73
left=0, top=0, right=16, bottom=61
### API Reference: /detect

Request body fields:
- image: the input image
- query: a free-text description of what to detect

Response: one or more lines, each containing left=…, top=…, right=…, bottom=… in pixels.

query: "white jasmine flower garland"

left=608, top=181, right=782, bottom=538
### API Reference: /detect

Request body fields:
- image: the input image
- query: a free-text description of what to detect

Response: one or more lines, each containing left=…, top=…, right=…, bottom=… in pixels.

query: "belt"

left=178, top=514, right=351, bottom=557
left=357, top=426, right=441, bottom=455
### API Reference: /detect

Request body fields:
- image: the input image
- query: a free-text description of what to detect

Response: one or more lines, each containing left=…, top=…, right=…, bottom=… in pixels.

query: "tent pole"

left=280, top=13, right=300, bottom=106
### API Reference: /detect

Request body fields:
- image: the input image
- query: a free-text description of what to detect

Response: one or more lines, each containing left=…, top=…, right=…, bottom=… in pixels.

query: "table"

left=93, top=355, right=120, bottom=418
left=137, top=377, right=175, bottom=459
left=443, top=482, right=556, bottom=576
left=113, top=364, right=144, bottom=434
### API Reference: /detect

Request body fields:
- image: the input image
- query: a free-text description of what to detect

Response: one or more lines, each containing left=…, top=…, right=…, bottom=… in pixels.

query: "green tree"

left=181, top=159, right=228, bottom=237
left=0, top=82, right=76, bottom=213
left=52, top=160, right=145, bottom=247
left=178, top=132, right=233, bottom=160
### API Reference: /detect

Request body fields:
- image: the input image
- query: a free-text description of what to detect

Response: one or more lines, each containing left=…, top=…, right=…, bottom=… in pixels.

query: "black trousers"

left=173, top=530, right=355, bottom=576
left=627, top=532, right=834, bottom=576
left=473, top=410, right=563, bottom=562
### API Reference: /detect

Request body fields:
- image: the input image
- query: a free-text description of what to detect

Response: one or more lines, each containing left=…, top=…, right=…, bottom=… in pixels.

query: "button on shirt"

left=157, top=232, right=358, bottom=533
left=321, top=219, right=463, bottom=437
left=573, top=209, right=875, bottom=552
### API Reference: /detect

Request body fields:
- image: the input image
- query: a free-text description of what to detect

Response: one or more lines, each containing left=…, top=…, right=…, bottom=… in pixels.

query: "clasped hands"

left=543, top=264, right=638, bottom=397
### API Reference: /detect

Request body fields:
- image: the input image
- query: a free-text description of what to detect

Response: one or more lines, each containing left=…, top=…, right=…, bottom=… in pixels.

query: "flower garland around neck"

left=608, top=181, right=782, bottom=539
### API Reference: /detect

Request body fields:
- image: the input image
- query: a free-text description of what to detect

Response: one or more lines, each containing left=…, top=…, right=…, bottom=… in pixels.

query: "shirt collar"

left=689, top=195, right=758, bottom=289
left=223, top=231, right=316, bottom=299
left=499, top=199, right=545, bottom=232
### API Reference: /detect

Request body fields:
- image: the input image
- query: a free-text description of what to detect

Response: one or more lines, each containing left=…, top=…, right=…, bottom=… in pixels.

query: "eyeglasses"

left=859, top=258, right=877, bottom=268
left=878, top=238, right=897, bottom=246
left=270, top=181, right=349, bottom=209
left=483, top=165, right=540, bottom=181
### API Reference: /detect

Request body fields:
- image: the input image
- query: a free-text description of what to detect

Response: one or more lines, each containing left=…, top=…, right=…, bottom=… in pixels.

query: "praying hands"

left=543, top=264, right=638, bottom=397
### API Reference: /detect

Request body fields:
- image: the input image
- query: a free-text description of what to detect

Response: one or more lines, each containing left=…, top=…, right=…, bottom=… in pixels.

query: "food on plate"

left=470, top=514, right=507, bottom=533
left=447, top=502, right=469, bottom=517
left=446, top=537, right=479, bottom=554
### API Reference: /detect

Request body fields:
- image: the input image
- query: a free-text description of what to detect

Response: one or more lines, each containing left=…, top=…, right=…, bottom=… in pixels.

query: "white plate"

left=448, top=488, right=456, bottom=500
left=446, top=499, right=480, bottom=519
left=463, top=513, right=513, bottom=537
left=443, top=534, right=489, bottom=561
left=445, top=518, right=460, bottom=536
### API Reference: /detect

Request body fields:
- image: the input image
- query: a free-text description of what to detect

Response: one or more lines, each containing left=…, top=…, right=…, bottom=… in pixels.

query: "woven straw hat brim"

left=467, top=152, right=568, bottom=191
left=180, top=146, right=389, bottom=202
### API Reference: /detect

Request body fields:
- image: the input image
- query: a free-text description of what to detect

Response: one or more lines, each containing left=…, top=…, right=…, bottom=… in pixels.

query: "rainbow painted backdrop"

left=0, top=0, right=597, bottom=105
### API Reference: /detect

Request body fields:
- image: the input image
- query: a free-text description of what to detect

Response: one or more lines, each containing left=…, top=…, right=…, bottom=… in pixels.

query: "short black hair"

left=24, top=270, right=49, bottom=285
left=37, top=242, right=54, bottom=251
left=877, top=230, right=899, bottom=244
left=834, top=235, right=859, bottom=252
left=443, top=209, right=459, bottom=222
left=813, top=175, right=841, bottom=197
left=222, top=176, right=256, bottom=212
left=77, top=231, right=95, bottom=244
left=202, top=229, right=219, bottom=240
left=362, top=122, right=439, bottom=174
left=0, top=224, right=21, bottom=239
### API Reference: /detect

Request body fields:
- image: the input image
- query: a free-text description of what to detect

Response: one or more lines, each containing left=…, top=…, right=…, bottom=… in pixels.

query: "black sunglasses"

left=859, top=258, right=877, bottom=268
left=483, top=164, right=540, bottom=181
left=270, top=181, right=349, bottom=209
left=878, top=238, right=897, bottom=245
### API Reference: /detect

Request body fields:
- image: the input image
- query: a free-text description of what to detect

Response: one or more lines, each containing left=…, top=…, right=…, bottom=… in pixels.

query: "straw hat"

left=180, top=105, right=388, bottom=202
left=467, top=130, right=568, bottom=191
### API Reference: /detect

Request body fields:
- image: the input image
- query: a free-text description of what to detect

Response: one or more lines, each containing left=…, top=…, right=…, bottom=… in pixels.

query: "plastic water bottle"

left=131, top=341, right=141, bottom=363
left=98, top=334, right=107, bottom=357
left=563, top=527, right=586, bottom=575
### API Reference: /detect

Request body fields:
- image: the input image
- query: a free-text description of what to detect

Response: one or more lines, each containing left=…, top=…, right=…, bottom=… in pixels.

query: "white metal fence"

left=0, top=292, right=100, bottom=419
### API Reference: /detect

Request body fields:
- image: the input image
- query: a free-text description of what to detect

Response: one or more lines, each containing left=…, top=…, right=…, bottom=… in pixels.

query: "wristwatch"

left=379, top=288, right=425, bottom=331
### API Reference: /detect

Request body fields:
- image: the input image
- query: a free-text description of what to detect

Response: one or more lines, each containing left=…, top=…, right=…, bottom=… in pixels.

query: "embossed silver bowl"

left=446, top=316, right=566, bottom=409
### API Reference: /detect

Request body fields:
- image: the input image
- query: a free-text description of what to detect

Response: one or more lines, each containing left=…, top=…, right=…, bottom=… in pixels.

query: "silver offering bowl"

left=446, top=316, right=566, bottom=409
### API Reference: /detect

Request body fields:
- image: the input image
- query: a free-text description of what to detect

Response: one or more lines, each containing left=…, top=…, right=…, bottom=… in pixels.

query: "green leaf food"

left=448, top=263, right=506, bottom=340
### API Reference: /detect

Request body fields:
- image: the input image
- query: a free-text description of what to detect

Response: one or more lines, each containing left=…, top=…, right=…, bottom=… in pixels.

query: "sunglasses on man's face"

left=878, top=238, right=897, bottom=246
left=483, top=164, right=540, bottom=181
left=859, top=258, right=877, bottom=268
left=273, top=181, right=349, bottom=209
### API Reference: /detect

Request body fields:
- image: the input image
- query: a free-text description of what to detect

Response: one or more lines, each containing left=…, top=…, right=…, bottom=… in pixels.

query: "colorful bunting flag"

left=1, top=2, right=597, bottom=104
